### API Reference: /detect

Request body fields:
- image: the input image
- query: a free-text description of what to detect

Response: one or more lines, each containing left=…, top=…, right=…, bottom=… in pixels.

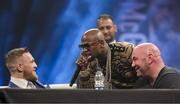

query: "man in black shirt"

left=132, top=43, right=180, bottom=89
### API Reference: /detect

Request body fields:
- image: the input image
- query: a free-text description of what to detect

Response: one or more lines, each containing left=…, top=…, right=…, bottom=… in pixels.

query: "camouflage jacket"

left=77, top=42, right=138, bottom=89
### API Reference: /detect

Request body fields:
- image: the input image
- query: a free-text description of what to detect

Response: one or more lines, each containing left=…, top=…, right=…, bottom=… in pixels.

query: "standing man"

left=97, top=14, right=117, bottom=43
left=5, top=48, right=45, bottom=88
left=132, top=43, right=180, bottom=88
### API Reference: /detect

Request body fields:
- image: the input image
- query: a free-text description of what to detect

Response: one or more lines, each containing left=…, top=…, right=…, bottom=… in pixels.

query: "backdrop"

left=0, top=0, right=180, bottom=85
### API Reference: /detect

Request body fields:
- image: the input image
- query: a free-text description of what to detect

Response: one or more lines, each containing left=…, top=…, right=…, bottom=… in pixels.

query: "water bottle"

left=94, top=66, right=105, bottom=90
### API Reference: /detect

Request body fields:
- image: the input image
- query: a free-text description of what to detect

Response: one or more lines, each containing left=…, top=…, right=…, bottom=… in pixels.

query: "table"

left=1, top=89, right=180, bottom=103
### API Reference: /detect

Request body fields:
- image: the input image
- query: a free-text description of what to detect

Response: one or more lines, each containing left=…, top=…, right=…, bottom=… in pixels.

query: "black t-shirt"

left=134, top=76, right=151, bottom=89
left=153, top=66, right=180, bottom=89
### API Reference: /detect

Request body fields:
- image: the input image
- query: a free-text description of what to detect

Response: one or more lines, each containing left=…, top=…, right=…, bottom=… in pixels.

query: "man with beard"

left=132, top=43, right=180, bottom=88
left=5, top=48, right=45, bottom=88
left=97, top=14, right=117, bottom=43
left=76, top=28, right=98, bottom=88
left=77, top=29, right=138, bottom=89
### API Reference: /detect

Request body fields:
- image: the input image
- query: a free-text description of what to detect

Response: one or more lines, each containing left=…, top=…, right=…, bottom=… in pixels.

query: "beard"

left=140, top=63, right=150, bottom=77
left=136, top=69, right=143, bottom=77
left=25, top=71, right=38, bottom=82
left=105, top=36, right=113, bottom=43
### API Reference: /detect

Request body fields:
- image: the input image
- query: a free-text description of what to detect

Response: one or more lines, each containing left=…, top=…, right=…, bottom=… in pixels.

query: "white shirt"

left=10, top=77, right=35, bottom=89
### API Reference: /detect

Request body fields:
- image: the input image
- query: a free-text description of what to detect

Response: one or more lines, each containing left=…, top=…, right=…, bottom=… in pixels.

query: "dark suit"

left=8, top=80, right=45, bottom=88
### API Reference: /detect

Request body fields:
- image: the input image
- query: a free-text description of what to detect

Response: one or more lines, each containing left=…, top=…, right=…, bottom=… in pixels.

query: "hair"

left=98, top=14, right=113, bottom=21
left=97, top=14, right=113, bottom=26
left=5, top=48, right=29, bottom=71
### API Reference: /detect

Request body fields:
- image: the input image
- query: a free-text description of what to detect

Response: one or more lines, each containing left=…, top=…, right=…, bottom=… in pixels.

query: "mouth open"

left=134, top=66, right=143, bottom=76
left=134, top=66, right=140, bottom=71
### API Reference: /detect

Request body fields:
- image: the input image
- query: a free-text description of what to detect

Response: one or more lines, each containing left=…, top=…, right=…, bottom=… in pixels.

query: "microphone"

left=69, top=64, right=81, bottom=87
left=69, top=54, right=93, bottom=87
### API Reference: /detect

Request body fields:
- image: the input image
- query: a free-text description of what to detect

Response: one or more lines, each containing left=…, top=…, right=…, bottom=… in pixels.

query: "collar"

left=109, top=40, right=116, bottom=44
left=152, top=66, right=166, bottom=87
left=10, top=77, right=29, bottom=88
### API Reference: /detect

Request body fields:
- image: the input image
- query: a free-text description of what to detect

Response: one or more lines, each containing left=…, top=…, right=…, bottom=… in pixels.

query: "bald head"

left=80, top=28, right=108, bottom=58
left=132, top=43, right=165, bottom=79
left=134, top=43, right=161, bottom=58
left=81, top=28, right=105, bottom=44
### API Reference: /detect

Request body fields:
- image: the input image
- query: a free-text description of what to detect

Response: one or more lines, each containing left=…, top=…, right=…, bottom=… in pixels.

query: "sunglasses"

left=79, top=43, right=90, bottom=48
left=79, top=40, right=105, bottom=49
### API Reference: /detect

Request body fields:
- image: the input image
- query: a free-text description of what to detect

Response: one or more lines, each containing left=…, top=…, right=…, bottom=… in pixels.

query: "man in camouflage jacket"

left=76, top=29, right=138, bottom=89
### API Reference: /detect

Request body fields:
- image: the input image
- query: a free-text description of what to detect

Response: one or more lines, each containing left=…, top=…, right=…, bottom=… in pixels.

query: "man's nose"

left=34, top=63, right=38, bottom=68
left=103, top=28, right=108, bottom=34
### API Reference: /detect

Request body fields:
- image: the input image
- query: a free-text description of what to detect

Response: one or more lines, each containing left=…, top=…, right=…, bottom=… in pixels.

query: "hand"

left=76, top=54, right=90, bottom=70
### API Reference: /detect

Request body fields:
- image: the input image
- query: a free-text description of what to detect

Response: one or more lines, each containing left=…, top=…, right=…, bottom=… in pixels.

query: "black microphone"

left=69, top=64, right=81, bottom=87
left=69, top=54, right=94, bottom=87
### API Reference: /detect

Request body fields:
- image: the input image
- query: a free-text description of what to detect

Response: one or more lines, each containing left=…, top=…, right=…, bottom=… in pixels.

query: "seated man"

left=77, top=29, right=138, bottom=89
left=5, top=48, right=45, bottom=88
left=132, top=43, right=180, bottom=89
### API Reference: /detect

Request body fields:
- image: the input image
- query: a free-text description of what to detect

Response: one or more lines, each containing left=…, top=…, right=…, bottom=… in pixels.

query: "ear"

left=147, top=53, right=153, bottom=65
left=114, top=24, right=117, bottom=32
left=17, top=64, right=23, bottom=72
